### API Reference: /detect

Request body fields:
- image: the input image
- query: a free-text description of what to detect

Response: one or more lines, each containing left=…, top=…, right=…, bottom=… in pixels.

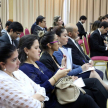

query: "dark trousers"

left=55, top=78, right=108, bottom=108
left=55, top=92, right=99, bottom=108
left=77, top=69, right=103, bottom=79
left=83, top=78, right=108, bottom=108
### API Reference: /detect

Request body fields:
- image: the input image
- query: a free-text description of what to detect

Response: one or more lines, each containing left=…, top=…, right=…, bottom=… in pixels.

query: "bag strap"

left=55, top=75, right=69, bottom=86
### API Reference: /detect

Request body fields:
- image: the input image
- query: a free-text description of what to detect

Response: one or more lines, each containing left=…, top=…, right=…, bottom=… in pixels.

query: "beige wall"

left=1, top=0, right=8, bottom=28
left=0, top=0, right=1, bottom=19
left=6, top=0, right=64, bottom=30
left=69, top=0, right=108, bottom=32
left=1, top=0, right=108, bottom=32
left=9, top=0, right=13, bottom=20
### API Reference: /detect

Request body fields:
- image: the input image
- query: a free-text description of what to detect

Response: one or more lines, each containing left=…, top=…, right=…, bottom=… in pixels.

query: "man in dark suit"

left=33, top=15, right=47, bottom=35
left=89, top=21, right=108, bottom=57
left=0, top=22, right=23, bottom=48
left=76, top=15, right=87, bottom=39
left=64, top=23, right=103, bottom=79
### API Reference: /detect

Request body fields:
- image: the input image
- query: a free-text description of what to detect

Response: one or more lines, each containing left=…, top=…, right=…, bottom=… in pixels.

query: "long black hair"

left=39, top=31, right=56, bottom=51
left=0, top=43, right=16, bottom=70
left=18, top=34, right=39, bottom=65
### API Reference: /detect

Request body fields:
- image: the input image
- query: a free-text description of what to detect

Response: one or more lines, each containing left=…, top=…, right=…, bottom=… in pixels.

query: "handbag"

left=55, top=76, right=86, bottom=105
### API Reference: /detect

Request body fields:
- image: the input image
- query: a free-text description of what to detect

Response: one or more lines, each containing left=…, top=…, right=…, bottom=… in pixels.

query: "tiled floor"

left=95, top=62, right=108, bottom=85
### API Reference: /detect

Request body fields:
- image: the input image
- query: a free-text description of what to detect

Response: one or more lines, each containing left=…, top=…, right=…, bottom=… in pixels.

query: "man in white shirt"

left=0, top=22, right=23, bottom=48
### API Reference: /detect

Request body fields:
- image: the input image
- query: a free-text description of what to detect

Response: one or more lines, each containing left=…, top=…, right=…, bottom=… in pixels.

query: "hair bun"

left=38, top=31, right=45, bottom=38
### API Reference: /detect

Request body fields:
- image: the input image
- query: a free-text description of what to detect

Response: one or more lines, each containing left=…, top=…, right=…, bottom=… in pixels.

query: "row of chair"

left=82, top=34, right=108, bottom=79
left=20, top=28, right=31, bottom=38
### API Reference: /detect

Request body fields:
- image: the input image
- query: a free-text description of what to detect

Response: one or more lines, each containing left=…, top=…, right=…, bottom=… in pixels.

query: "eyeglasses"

left=50, top=41, right=59, bottom=44
left=50, top=41, right=61, bottom=44
left=16, top=32, right=21, bottom=36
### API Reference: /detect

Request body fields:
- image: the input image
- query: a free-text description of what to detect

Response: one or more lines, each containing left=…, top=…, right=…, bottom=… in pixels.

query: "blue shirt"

left=53, top=47, right=82, bottom=76
left=19, top=61, right=57, bottom=108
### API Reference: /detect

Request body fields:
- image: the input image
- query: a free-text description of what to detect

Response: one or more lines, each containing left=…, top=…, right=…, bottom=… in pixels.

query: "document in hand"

left=80, top=67, right=95, bottom=74
left=73, top=77, right=85, bottom=87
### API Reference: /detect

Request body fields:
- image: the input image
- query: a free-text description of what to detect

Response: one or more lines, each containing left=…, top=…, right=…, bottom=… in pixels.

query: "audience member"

left=91, top=20, right=101, bottom=34
left=76, top=15, right=87, bottom=39
left=53, top=26, right=108, bottom=91
left=100, top=16, right=106, bottom=22
left=98, top=16, right=103, bottom=21
left=18, top=34, right=98, bottom=108
left=0, top=43, right=48, bottom=108
left=31, top=21, right=36, bottom=34
left=0, top=22, right=23, bottom=48
left=89, top=21, right=108, bottom=57
left=33, top=15, right=46, bottom=35
left=100, top=15, right=108, bottom=40
left=53, top=16, right=63, bottom=27
left=0, top=18, right=3, bottom=36
left=104, top=14, right=108, bottom=22
left=1, top=21, right=12, bottom=36
left=8, top=19, right=13, bottom=22
left=39, top=30, right=108, bottom=108
left=64, top=23, right=103, bottom=77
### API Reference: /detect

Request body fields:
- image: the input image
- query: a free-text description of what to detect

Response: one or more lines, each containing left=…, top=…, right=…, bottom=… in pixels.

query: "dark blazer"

left=39, top=52, right=59, bottom=73
left=0, top=33, right=18, bottom=48
left=89, top=29, right=108, bottom=57
left=64, top=38, right=90, bottom=65
left=31, top=22, right=36, bottom=34
left=76, top=22, right=87, bottom=39
left=33, top=25, right=46, bottom=35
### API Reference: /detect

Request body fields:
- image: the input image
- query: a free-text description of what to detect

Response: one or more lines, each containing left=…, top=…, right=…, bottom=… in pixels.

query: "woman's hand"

left=71, top=76, right=78, bottom=81
left=32, top=94, right=45, bottom=102
left=81, top=63, right=92, bottom=72
left=61, top=55, right=67, bottom=68
left=54, top=68, right=71, bottom=79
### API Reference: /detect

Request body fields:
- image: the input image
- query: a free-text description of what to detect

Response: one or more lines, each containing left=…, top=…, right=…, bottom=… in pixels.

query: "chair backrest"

left=87, top=33, right=91, bottom=53
left=82, top=36, right=90, bottom=56
left=20, top=32, right=24, bottom=38
left=25, top=28, right=30, bottom=35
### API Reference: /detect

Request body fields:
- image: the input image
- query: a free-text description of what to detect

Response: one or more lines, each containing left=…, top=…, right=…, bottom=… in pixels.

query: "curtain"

left=1, top=0, right=8, bottom=28
left=69, top=0, right=108, bottom=32
left=2, top=0, right=108, bottom=32
left=12, top=0, right=64, bottom=30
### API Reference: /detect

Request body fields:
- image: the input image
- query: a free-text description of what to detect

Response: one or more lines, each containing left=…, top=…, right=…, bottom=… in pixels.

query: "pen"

left=83, top=60, right=86, bottom=63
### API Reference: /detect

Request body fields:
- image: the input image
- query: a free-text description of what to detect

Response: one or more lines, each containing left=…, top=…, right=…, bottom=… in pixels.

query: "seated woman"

left=91, top=20, right=101, bottom=34
left=52, top=26, right=108, bottom=91
left=39, top=30, right=108, bottom=108
left=19, top=34, right=100, bottom=108
left=53, top=16, right=63, bottom=27
left=0, top=43, right=48, bottom=108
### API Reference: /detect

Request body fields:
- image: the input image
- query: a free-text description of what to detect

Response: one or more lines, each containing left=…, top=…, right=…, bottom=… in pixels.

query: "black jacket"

left=89, top=29, right=108, bottom=57
left=0, top=33, right=19, bottom=48
left=39, top=52, right=59, bottom=73
left=64, top=38, right=90, bottom=65
left=76, top=22, right=87, bottom=39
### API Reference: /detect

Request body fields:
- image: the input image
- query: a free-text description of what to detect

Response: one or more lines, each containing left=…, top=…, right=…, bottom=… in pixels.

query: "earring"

left=27, top=55, right=28, bottom=58
left=4, top=68, right=6, bottom=71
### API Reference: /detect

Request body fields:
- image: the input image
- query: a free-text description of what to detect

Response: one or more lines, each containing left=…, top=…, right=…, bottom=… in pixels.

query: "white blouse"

left=0, top=69, right=49, bottom=108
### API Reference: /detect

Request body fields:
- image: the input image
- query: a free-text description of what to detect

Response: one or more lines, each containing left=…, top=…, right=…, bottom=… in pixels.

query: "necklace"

left=25, top=61, right=44, bottom=74
left=52, top=56, right=60, bottom=68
